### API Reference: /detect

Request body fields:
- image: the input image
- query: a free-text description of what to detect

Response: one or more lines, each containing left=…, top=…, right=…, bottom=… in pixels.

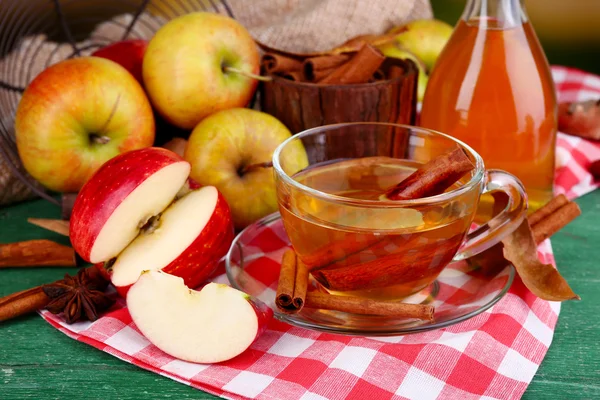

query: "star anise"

left=42, top=267, right=114, bottom=324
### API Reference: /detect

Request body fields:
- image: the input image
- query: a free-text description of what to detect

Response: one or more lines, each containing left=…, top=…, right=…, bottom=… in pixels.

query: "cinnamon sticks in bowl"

left=261, top=44, right=394, bottom=85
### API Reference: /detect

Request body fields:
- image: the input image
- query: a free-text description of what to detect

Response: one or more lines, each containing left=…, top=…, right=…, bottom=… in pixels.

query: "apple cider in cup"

left=278, top=157, right=476, bottom=301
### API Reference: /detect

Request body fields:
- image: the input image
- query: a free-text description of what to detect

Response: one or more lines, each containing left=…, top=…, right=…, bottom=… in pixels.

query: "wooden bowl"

left=259, top=58, right=418, bottom=134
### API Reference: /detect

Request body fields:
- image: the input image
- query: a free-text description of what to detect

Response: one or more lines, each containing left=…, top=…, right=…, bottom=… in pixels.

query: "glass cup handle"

left=453, top=169, right=528, bottom=261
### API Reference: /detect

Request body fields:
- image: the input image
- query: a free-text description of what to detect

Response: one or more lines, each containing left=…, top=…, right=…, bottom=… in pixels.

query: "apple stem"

left=239, top=161, right=273, bottom=176
left=223, top=67, right=272, bottom=82
left=91, top=135, right=111, bottom=145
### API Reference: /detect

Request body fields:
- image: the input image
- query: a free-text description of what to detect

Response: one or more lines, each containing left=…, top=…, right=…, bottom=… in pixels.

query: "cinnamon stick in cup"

left=385, top=148, right=475, bottom=200
left=317, top=44, right=385, bottom=85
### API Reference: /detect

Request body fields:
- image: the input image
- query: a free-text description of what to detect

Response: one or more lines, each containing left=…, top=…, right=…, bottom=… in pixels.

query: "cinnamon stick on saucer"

left=275, top=249, right=309, bottom=313
left=385, top=148, right=475, bottom=200
left=305, top=292, right=434, bottom=321
left=276, top=249, right=435, bottom=320
left=317, top=44, right=385, bottom=85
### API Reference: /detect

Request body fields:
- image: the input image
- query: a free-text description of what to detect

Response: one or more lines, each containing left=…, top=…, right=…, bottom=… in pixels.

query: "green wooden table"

left=1, top=192, right=599, bottom=399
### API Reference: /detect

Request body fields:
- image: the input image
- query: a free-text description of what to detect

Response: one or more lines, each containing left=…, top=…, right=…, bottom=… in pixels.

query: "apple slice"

left=127, top=271, right=273, bottom=364
left=109, top=185, right=234, bottom=295
left=70, top=147, right=191, bottom=263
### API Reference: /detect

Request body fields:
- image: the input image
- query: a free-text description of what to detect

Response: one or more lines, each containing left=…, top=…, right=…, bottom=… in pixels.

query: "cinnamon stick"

left=385, top=148, right=475, bottom=200
left=275, top=249, right=297, bottom=308
left=261, top=53, right=303, bottom=74
left=302, top=54, right=350, bottom=81
left=293, top=259, right=309, bottom=309
left=531, top=201, right=581, bottom=244
left=317, top=44, right=385, bottom=85
left=305, top=292, right=434, bottom=320
left=0, top=286, right=50, bottom=322
left=305, top=67, right=336, bottom=82
left=528, top=194, right=569, bottom=226
left=0, top=240, right=76, bottom=268
left=279, top=71, right=304, bottom=82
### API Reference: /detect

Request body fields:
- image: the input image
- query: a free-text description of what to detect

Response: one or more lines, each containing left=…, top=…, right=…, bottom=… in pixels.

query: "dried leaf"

left=502, top=220, right=580, bottom=301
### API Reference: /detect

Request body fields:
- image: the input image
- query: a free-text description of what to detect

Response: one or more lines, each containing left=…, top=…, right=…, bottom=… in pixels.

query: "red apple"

left=70, top=147, right=234, bottom=296
left=142, top=12, right=260, bottom=129
left=15, top=57, right=155, bottom=192
left=91, top=39, right=148, bottom=84
left=127, top=270, right=273, bottom=364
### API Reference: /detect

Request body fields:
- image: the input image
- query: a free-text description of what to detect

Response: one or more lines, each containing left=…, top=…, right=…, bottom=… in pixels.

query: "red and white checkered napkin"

left=40, top=66, right=600, bottom=400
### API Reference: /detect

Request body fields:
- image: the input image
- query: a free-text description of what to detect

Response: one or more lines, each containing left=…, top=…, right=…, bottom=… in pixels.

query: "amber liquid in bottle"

left=420, top=12, right=557, bottom=211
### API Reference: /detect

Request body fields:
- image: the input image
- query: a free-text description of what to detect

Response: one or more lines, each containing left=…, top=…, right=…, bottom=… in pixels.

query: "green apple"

left=142, top=12, right=260, bottom=130
left=377, top=45, right=429, bottom=102
left=387, top=19, right=453, bottom=71
left=184, top=108, right=308, bottom=230
left=15, top=57, right=155, bottom=193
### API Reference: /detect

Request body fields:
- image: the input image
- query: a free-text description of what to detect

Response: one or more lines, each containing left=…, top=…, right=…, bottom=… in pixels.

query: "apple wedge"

left=70, top=147, right=234, bottom=297
left=127, top=271, right=273, bottom=364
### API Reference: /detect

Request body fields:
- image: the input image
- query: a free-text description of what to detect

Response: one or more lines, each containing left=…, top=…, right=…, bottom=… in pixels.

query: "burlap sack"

left=229, top=0, right=433, bottom=53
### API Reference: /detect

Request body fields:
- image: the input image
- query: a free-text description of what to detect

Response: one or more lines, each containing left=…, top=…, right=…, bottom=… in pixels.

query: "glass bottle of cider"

left=420, top=0, right=557, bottom=211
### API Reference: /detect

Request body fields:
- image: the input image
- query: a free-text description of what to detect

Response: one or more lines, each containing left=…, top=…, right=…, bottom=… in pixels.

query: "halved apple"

left=127, top=270, right=273, bottom=364
left=70, top=147, right=234, bottom=296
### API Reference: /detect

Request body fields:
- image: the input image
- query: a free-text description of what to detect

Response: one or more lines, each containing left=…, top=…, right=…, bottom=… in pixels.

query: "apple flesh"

left=184, top=108, right=309, bottom=230
left=127, top=271, right=273, bottom=364
left=15, top=57, right=155, bottom=192
left=109, top=185, right=234, bottom=295
left=91, top=39, right=148, bottom=84
left=142, top=12, right=260, bottom=129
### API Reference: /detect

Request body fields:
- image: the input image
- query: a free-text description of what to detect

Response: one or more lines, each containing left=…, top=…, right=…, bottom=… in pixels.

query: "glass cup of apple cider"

left=273, top=123, right=527, bottom=301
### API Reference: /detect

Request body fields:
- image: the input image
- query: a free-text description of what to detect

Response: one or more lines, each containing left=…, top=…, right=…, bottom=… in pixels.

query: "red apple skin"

left=247, top=296, right=274, bottom=341
left=92, top=40, right=148, bottom=84
left=15, top=57, right=155, bottom=192
left=113, top=190, right=235, bottom=297
left=70, top=147, right=187, bottom=263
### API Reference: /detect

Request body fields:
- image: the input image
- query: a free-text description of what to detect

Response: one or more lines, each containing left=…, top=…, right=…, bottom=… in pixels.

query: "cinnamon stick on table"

left=528, top=194, right=581, bottom=244
left=317, top=44, right=385, bottom=85
left=0, top=240, right=77, bottom=268
left=0, top=286, right=50, bottom=322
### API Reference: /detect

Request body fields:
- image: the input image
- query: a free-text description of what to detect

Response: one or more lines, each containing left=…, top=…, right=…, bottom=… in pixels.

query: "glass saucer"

left=225, top=212, right=515, bottom=336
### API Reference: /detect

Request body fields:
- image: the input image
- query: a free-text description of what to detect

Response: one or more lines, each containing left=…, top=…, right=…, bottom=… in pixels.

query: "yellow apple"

left=15, top=57, right=155, bottom=193
left=184, top=108, right=308, bottom=230
left=387, top=19, right=453, bottom=71
left=142, top=12, right=260, bottom=130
